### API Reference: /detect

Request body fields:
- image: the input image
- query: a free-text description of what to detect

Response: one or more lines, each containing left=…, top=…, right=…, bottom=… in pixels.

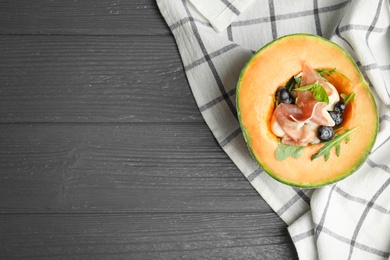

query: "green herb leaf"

left=284, top=76, right=296, bottom=92
left=316, top=68, right=336, bottom=77
left=316, top=68, right=352, bottom=82
left=311, top=126, right=360, bottom=161
left=312, top=85, right=329, bottom=104
left=336, top=143, right=341, bottom=156
left=340, top=92, right=355, bottom=105
left=276, top=142, right=304, bottom=161
left=294, top=84, right=315, bottom=91
left=324, top=152, right=330, bottom=161
left=295, top=82, right=329, bottom=104
left=294, top=76, right=301, bottom=87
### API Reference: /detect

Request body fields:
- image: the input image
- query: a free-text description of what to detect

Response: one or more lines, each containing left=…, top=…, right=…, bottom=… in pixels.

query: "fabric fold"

left=189, top=0, right=254, bottom=32
left=288, top=210, right=318, bottom=260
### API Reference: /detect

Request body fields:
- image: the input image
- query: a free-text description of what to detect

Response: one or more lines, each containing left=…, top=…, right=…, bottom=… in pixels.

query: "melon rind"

left=236, top=33, right=378, bottom=188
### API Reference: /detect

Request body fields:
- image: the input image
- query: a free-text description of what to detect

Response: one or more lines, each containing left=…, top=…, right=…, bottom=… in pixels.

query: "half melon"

left=236, top=33, right=378, bottom=188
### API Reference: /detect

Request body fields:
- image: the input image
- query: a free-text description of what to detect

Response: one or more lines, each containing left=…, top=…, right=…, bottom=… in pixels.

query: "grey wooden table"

left=0, top=1, right=298, bottom=259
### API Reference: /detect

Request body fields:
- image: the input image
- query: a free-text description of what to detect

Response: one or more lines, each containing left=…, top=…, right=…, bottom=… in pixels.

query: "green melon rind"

left=236, top=33, right=379, bottom=188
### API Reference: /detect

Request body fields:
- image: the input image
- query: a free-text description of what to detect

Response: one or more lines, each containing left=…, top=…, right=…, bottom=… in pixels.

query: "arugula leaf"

left=284, top=76, right=296, bottom=92
left=340, top=92, right=355, bottom=105
left=276, top=142, right=304, bottom=161
left=336, top=143, right=341, bottom=156
left=316, top=68, right=352, bottom=82
left=295, top=82, right=329, bottom=104
left=316, top=68, right=336, bottom=77
left=294, top=76, right=301, bottom=87
left=311, top=126, right=360, bottom=161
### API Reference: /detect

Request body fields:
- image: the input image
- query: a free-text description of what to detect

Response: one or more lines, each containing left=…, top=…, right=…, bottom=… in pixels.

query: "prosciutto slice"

left=273, top=103, right=304, bottom=141
left=272, top=62, right=336, bottom=146
left=301, top=62, right=332, bottom=95
left=282, top=123, right=320, bottom=146
left=273, top=95, right=332, bottom=146
left=294, top=91, right=330, bottom=126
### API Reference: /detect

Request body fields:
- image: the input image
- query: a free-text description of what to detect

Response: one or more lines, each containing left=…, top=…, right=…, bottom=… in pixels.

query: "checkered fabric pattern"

left=157, top=0, right=390, bottom=259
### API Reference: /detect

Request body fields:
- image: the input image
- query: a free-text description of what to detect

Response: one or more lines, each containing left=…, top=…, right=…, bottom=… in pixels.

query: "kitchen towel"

left=157, top=0, right=390, bottom=259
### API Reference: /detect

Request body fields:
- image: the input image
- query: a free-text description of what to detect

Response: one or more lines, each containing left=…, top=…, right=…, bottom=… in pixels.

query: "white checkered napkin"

left=189, top=0, right=254, bottom=32
left=157, top=0, right=390, bottom=259
left=290, top=138, right=390, bottom=260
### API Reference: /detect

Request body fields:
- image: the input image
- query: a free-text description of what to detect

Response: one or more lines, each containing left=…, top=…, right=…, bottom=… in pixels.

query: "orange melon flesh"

left=237, top=34, right=378, bottom=188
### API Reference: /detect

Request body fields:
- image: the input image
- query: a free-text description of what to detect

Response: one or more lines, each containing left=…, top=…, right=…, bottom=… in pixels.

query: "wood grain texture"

left=0, top=123, right=271, bottom=213
left=0, top=1, right=298, bottom=259
left=0, top=213, right=297, bottom=259
left=0, top=0, right=170, bottom=36
left=0, top=35, right=202, bottom=123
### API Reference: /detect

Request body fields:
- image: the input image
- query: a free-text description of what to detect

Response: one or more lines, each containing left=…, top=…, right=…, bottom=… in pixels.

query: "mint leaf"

left=312, top=85, right=329, bottom=104
left=311, top=126, right=360, bottom=161
left=276, top=142, right=304, bottom=161
left=295, top=82, right=329, bottom=104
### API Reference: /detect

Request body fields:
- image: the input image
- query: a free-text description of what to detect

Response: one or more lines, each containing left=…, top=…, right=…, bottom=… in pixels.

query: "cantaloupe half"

left=236, top=33, right=378, bottom=188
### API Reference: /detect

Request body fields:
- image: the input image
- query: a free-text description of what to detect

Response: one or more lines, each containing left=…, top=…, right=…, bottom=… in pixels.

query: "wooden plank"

left=0, top=123, right=271, bottom=213
left=0, top=2, right=296, bottom=259
left=0, top=0, right=170, bottom=36
left=0, top=213, right=297, bottom=259
left=0, top=35, right=202, bottom=123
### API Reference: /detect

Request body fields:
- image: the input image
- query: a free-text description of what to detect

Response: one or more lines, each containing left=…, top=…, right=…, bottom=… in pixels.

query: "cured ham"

left=281, top=123, right=320, bottom=146
left=273, top=102, right=329, bottom=146
left=294, top=91, right=332, bottom=126
left=301, top=62, right=332, bottom=95
left=273, top=104, right=304, bottom=141
left=271, top=62, right=340, bottom=146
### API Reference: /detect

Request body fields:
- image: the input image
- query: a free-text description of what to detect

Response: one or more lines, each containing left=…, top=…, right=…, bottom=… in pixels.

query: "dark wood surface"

left=0, top=1, right=298, bottom=259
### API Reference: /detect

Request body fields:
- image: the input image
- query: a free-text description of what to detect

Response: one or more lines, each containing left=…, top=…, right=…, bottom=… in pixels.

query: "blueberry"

left=317, top=126, right=334, bottom=142
left=334, top=101, right=346, bottom=113
left=276, top=87, right=294, bottom=104
left=329, top=111, right=343, bottom=126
